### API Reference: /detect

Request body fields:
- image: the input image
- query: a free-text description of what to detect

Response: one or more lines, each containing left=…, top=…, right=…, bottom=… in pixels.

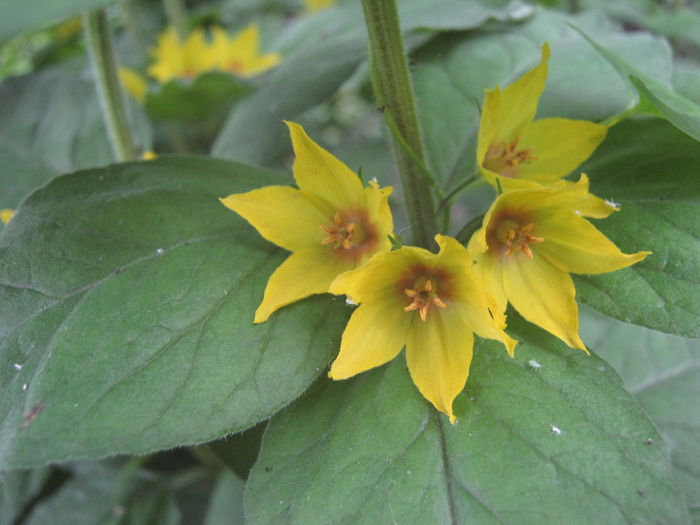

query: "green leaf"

left=145, top=72, right=252, bottom=122
left=414, top=10, right=673, bottom=188
left=575, top=118, right=700, bottom=338
left=245, top=316, right=688, bottom=524
left=580, top=308, right=700, bottom=522
left=0, top=467, right=50, bottom=525
left=0, top=0, right=112, bottom=44
left=0, top=60, right=152, bottom=208
left=204, top=471, right=245, bottom=525
left=673, top=61, right=700, bottom=106
left=0, top=157, right=347, bottom=468
left=575, top=26, right=700, bottom=142
left=24, top=461, right=180, bottom=525
left=211, top=0, right=530, bottom=167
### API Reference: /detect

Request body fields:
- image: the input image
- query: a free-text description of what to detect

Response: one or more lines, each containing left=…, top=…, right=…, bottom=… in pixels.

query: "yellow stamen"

left=403, top=278, right=447, bottom=322
left=484, top=136, right=537, bottom=178
left=497, top=221, right=543, bottom=259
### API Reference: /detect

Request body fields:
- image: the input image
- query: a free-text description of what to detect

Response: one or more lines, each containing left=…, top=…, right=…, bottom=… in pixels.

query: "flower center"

left=483, top=136, right=537, bottom=178
left=321, top=211, right=368, bottom=249
left=403, top=277, right=447, bottom=322
left=494, top=219, right=544, bottom=259
left=320, top=210, right=377, bottom=263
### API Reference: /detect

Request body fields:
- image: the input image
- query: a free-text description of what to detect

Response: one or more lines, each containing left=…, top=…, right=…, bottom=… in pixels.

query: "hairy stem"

left=361, top=0, right=438, bottom=248
left=84, top=9, right=137, bottom=162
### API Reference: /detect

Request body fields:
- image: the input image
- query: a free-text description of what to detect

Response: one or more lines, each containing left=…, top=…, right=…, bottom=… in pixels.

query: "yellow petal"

left=434, top=235, right=516, bottom=355
left=405, top=308, right=474, bottom=423
left=516, top=118, right=608, bottom=183
left=184, top=28, right=215, bottom=73
left=494, top=43, right=550, bottom=143
left=118, top=67, right=148, bottom=103
left=1, top=209, right=14, bottom=224
left=330, top=245, right=429, bottom=303
left=220, top=186, right=331, bottom=252
left=502, top=252, right=586, bottom=351
left=476, top=87, right=501, bottom=169
left=537, top=211, right=651, bottom=274
left=286, top=121, right=365, bottom=210
left=254, top=247, right=347, bottom=323
left=363, top=180, right=393, bottom=244
left=328, top=299, right=410, bottom=380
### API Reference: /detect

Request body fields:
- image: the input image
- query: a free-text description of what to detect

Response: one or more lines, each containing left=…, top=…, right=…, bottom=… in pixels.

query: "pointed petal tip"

left=541, top=42, right=551, bottom=60
left=253, top=308, right=271, bottom=324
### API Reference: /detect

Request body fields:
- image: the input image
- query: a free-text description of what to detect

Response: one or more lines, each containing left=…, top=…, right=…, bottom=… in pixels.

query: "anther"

left=403, top=278, right=447, bottom=321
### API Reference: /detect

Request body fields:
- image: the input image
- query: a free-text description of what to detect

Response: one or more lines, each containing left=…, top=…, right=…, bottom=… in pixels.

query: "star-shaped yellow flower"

left=148, top=27, right=215, bottom=83
left=477, top=44, right=608, bottom=190
left=209, top=24, right=280, bottom=78
left=329, top=235, right=517, bottom=423
left=220, top=121, right=393, bottom=323
left=468, top=175, right=651, bottom=350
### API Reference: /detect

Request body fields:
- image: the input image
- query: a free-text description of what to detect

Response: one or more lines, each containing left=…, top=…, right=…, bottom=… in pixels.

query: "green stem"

left=361, top=0, right=438, bottom=249
left=83, top=10, right=137, bottom=162
left=438, top=172, right=478, bottom=212
left=163, top=0, right=189, bottom=39
left=454, top=213, right=485, bottom=244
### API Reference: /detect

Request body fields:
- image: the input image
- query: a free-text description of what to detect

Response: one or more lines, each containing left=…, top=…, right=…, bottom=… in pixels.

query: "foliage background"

left=0, top=0, right=699, bottom=523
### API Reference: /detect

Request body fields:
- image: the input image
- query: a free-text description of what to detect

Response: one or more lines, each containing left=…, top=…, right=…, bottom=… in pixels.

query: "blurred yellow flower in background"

left=147, top=25, right=280, bottom=84
left=118, top=67, right=148, bottom=102
left=303, top=0, right=336, bottom=13
left=148, top=27, right=215, bottom=83
left=1, top=209, right=14, bottom=224
left=210, top=25, right=280, bottom=78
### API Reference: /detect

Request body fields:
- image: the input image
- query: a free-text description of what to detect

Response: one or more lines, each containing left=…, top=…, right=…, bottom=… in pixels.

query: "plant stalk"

left=163, top=0, right=189, bottom=39
left=361, top=0, right=437, bottom=249
left=83, top=9, right=137, bottom=162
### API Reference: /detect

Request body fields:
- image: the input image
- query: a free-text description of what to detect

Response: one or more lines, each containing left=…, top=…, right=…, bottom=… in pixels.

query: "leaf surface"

left=245, top=315, right=688, bottom=524
left=576, top=118, right=700, bottom=338
left=0, top=157, right=347, bottom=468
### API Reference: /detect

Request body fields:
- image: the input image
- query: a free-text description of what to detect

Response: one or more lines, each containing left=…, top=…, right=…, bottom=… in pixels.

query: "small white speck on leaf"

left=605, top=199, right=620, bottom=208
left=21, top=383, right=28, bottom=391
left=551, top=425, right=562, bottom=436
left=528, top=359, right=542, bottom=369
left=345, top=297, right=357, bottom=306
left=13, top=363, right=22, bottom=370
left=156, top=248, right=164, bottom=255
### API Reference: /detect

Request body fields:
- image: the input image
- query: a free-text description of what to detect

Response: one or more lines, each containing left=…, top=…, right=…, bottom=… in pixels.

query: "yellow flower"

left=303, top=0, right=336, bottom=13
left=1, top=209, right=14, bottom=224
left=477, top=44, right=608, bottom=190
left=119, top=67, right=148, bottom=103
left=329, top=235, right=517, bottom=423
left=147, top=27, right=215, bottom=83
left=209, top=25, right=280, bottom=77
left=220, top=121, right=393, bottom=323
left=468, top=175, right=650, bottom=350
left=141, top=150, right=158, bottom=160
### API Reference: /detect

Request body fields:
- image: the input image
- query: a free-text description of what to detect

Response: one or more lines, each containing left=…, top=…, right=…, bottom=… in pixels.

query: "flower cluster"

left=118, top=24, right=280, bottom=101
left=220, top=44, right=649, bottom=422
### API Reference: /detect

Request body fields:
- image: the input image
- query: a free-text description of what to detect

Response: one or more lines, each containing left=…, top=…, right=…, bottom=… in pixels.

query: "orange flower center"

left=490, top=217, right=544, bottom=259
left=403, top=278, right=447, bottom=322
left=483, top=136, right=537, bottom=178
left=320, top=210, right=377, bottom=263
left=397, top=266, right=453, bottom=322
